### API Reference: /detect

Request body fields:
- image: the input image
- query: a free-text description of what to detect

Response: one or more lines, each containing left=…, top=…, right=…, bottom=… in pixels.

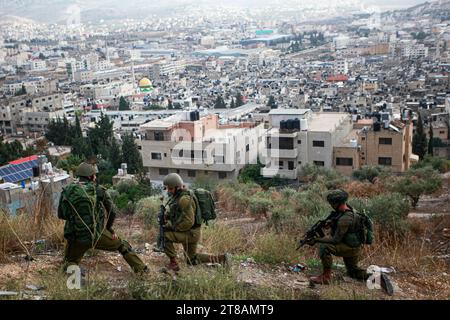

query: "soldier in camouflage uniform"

left=308, top=189, right=369, bottom=285
left=162, top=173, right=229, bottom=272
left=58, top=162, right=147, bottom=273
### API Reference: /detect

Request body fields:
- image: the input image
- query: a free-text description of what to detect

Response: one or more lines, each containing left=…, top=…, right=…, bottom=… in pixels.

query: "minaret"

left=131, top=60, right=136, bottom=91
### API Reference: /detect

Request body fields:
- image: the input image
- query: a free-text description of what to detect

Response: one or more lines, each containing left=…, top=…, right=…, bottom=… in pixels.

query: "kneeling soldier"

left=162, top=173, right=229, bottom=272
left=58, top=162, right=148, bottom=274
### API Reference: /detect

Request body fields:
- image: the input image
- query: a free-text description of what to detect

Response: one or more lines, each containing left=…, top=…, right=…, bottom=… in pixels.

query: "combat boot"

left=214, top=253, right=231, bottom=268
left=167, top=257, right=180, bottom=272
left=309, top=268, right=332, bottom=285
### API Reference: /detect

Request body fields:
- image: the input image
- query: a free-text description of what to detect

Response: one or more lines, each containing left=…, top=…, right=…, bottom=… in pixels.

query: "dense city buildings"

left=0, top=0, right=449, bottom=190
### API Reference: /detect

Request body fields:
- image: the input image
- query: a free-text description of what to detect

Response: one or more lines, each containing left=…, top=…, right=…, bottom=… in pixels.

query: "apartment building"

left=138, top=111, right=264, bottom=184
left=334, top=117, right=414, bottom=176
left=334, top=59, right=348, bottom=75
left=260, top=109, right=353, bottom=179
left=0, top=93, right=64, bottom=134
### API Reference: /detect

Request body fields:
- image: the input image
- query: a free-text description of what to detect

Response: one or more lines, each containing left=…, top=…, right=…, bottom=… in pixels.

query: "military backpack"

left=189, top=188, right=217, bottom=225
left=356, top=209, right=374, bottom=245
left=58, top=182, right=102, bottom=243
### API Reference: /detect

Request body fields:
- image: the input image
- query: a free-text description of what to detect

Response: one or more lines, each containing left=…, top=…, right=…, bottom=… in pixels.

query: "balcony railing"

left=268, top=148, right=298, bottom=158
left=261, top=167, right=297, bottom=179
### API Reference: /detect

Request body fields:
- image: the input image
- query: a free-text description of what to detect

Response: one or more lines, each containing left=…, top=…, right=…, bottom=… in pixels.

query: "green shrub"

left=353, top=165, right=390, bottom=183
left=251, top=232, right=299, bottom=264
left=412, top=155, right=449, bottom=173
left=135, top=196, right=161, bottom=228
left=248, top=192, right=273, bottom=217
left=115, top=179, right=138, bottom=194
left=300, top=164, right=348, bottom=189
left=191, top=176, right=218, bottom=192
left=390, top=167, right=442, bottom=208
left=349, top=192, right=411, bottom=235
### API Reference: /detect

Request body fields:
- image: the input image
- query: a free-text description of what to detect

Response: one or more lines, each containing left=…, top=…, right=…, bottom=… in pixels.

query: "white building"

left=261, top=109, right=353, bottom=179
left=334, top=59, right=348, bottom=75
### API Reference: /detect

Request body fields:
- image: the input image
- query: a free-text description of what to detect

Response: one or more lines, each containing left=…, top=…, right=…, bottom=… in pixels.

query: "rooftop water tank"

left=300, top=119, right=308, bottom=131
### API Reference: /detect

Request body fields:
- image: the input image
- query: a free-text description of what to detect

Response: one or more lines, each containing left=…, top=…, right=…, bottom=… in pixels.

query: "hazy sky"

left=0, top=0, right=436, bottom=23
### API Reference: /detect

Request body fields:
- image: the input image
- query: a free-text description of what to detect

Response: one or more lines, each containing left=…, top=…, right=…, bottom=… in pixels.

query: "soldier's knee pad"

left=118, top=240, right=133, bottom=255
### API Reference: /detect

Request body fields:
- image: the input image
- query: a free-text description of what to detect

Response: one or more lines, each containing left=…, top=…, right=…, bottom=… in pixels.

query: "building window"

left=361, top=137, right=365, bottom=141
left=151, top=153, right=162, bottom=160
left=277, top=137, right=294, bottom=150
left=379, top=138, right=392, bottom=145
left=218, top=172, right=227, bottom=179
left=179, top=149, right=184, bottom=157
left=440, top=131, right=445, bottom=134
left=159, top=168, right=169, bottom=176
left=154, top=132, right=164, bottom=141
left=246, top=144, right=250, bottom=152
left=188, top=170, right=196, bottom=178
left=288, top=161, right=294, bottom=170
left=336, top=157, right=353, bottom=166
left=313, top=140, right=325, bottom=147
left=204, top=171, right=208, bottom=175
left=279, top=161, right=283, bottom=169
left=297, top=140, right=301, bottom=144
left=314, top=161, right=325, bottom=166
left=215, top=156, right=224, bottom=164
left=378, top=157, right=392, bottom=166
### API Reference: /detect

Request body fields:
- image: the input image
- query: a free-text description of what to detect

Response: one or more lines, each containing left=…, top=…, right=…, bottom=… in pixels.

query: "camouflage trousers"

left=164, top=226, right=222, bottom=265
left=319, top=243, right=369, bottom=280
left=63, top=229, right=146, bottom=273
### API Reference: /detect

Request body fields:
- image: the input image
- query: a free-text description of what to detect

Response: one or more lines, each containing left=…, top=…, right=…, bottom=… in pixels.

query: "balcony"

left=261, top=167, right=297, bottom=179
left=268, top=148, right=298, bottom=158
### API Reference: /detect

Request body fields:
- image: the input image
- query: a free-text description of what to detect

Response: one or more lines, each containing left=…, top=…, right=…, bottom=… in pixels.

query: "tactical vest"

left=167, top=190, right=201, bottom=229
left=331, top=208, right=364, bottom=248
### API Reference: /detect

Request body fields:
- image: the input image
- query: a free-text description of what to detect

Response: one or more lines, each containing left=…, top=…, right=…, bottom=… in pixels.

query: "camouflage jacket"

left=316, top=206, right=363, bottom=248
left=164, top=189, right=198, bottom=232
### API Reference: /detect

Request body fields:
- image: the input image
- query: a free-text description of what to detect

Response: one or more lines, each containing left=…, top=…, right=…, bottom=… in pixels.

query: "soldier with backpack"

left=58, top=162, right=148, bottom=274
left=161, top=173, right=230, bottom=272
left=305, top=189, right=393, bottom=295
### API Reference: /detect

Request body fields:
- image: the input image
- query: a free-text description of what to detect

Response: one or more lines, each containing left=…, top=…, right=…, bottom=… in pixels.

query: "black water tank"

left=280, top=120, right=286, bottom=130
left=375, top=113, right=381, bottom=122
left=286, top=119, right=293, bottom=130
left=32, top=166, right=40, bottom=177
left=190, top=111, right=196, bottom=121
left=374, top=122, right=381, bottom=132
left=195, top=111, right=200, bottom=121
left=294, top=118, right=300, bottom=130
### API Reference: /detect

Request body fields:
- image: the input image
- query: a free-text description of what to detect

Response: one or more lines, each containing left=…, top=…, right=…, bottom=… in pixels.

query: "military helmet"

left=76, top=162, right=96, bottom=178
left=163, top=173, right=183, bottom=188
left=326, top=189, right=349, bottom=206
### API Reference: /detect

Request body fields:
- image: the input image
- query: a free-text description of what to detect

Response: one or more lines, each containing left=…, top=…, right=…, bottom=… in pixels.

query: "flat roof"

left=308, top=113, right=349, bottom=132
left=140, top=119, right=174, bottom=129
left=269, top=108, right=311, bottom=116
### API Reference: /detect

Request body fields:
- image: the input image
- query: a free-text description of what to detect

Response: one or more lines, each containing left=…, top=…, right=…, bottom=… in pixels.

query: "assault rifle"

left=296, top=212, right=341, bottom=250
left=296, top=219, right=327, bottom=250
left=155, top=197, right=166, bottom=252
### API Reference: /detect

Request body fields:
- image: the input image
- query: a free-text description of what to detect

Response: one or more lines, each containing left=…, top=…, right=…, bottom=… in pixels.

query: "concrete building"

left=334, top=59, right=348, bottom=75
left=357, top=118, right=414, bottom=173
left=261, top=109, right=353, bottom=179
left=138, top=111, right=264, bottom=184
